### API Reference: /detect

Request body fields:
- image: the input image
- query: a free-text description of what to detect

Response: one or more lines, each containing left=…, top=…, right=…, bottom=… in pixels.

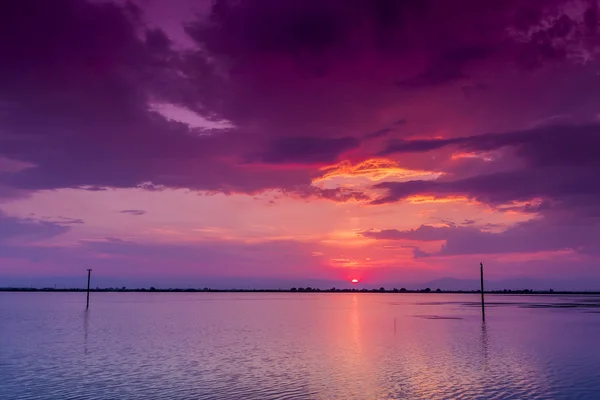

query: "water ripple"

left=2, top=292, right=600, bottom=399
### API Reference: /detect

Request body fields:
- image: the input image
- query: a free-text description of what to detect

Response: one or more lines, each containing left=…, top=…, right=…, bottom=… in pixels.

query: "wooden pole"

left=86, top=269, right=92, bottom=309
left=480, top=262, right=485, bottom=322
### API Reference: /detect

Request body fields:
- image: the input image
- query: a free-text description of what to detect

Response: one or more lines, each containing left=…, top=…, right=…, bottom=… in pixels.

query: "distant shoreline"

left=2, top=288, right=600, bottom=295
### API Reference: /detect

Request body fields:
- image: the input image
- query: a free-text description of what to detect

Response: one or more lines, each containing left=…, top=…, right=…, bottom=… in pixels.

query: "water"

left=1, top=292, right=600, bottom=400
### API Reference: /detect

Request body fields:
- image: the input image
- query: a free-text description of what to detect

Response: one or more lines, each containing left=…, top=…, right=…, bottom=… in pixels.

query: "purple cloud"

left=362, top=218, right=600, bottom=258
left=374, top=124, right=600, bottom=217
left=381, top=124, right=600, bottom=168
left=396, top=46, right=494, bottom=88
left=374, top=167, right=600, bottom=207
left=363, top=225, right=464, bottom=242
left=0, top=211, right=70, bottom=243
left=366, top=128, right=394, bottom=139
left=1, top=0, right=598, bottom=201
left=293, top=186, right=371, bottom=203
left=368, top=122, right=600, bottom=262
left=249, top=136, right=360, bottom=165
left=119, top=209, right=146, bottom=216
left=0, top=0, right=315, bottom=197
left=50, top=216, right=84, bottom=225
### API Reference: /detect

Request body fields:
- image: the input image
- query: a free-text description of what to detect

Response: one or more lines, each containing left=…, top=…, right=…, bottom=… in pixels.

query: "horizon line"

left=3, top=287, right=600, bottom=295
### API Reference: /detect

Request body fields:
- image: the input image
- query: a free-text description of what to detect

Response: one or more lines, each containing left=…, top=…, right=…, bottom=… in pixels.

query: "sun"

left=351, top=279, right=359, bottom=284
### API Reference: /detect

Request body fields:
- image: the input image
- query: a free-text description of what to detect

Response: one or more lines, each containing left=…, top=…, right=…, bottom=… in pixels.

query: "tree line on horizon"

left=0, top=286, right=573, bottom=294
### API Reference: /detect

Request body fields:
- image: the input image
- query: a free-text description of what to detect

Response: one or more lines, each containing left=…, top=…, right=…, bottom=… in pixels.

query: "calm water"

left=1, top=293, right=600, bottom=400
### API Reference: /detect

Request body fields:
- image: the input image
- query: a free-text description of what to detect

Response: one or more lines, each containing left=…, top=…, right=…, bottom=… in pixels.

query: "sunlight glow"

left=331, top=258, right=360, bottom=267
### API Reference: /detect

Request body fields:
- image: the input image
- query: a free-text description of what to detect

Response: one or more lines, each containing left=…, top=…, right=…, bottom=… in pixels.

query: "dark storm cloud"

left=0, top=0, right=191, bottom=187
left=0, top=0, right=598, bottom=200
left=375, top=124, right=600, bottom=208
left=380, top=138, right=464, bottom=154
left=373, top=167, right=600, bottom=206
left=0, top=0, right=313, bottom=195
left=250, top=136, right=360, bottom=164
left=190, top=0, right=573, bottom=64
left=178, top=0, right=597, bottom=151
left=396, top=46, right=494, bottom=88
left=381, top=123, right=600, bottom=168
left=366, top=128, right=394, bottom=139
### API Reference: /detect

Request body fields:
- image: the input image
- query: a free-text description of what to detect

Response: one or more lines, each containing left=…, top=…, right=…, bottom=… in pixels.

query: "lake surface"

left=1, top=292, right=600, bottom=400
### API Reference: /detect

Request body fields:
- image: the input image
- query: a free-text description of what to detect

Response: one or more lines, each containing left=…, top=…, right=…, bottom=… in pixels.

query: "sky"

left=1, top=0, right=600, bottom=290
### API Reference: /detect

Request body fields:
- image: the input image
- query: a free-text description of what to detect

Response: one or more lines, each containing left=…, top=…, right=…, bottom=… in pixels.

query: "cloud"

left=119, top=209, right=147, bottom=216
left=396, top=46, right=493, bottom=89
left=380, top=138, right=465, bottom=155
left=362, top=225, right=463, bottom=242
left=0, top=236, right=326, bottom=281
left=0, top=211, right=70, bottom=243
left=381, top=123, right=600, bottom=168
left=51, top=216, right=84, bottom=225
left=0, top=0, right=598, bottom=202
left=366, top=123, right=600, bottom=261
left=373, top=124, right=600, bottom=219
left=0, top=0, right=314, bottom=198
left=373, top=167, right=600, bottom=207
left=362, top=218, right=600, bottom=258
left=294, top=187, right=371, bottom=203
left=249, top=136, right=360, bottom=165
left=314, top=158, right=442, bottom=187
left=366, top=128, right=394, bottom=139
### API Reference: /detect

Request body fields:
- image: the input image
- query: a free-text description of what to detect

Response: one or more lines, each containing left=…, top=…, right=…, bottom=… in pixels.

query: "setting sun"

left=351, top=279, right=359, bottom=284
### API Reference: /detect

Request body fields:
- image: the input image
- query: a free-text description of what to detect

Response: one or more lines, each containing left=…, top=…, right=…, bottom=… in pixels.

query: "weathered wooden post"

left=86, top=269, right=92, bottom=309
left=480, top=262, right=485, bottom=322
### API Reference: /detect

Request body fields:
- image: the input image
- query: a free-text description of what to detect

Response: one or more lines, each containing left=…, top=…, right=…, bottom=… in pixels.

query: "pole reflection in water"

left=83, top=309, right=89, bottom=355
left=480, top=321, right=489, bottom=370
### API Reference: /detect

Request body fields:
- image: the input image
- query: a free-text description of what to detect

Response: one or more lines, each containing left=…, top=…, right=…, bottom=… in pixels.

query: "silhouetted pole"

left=86, top=269, right=92, bottom=309
left=480, top=262, right=485, bottom=322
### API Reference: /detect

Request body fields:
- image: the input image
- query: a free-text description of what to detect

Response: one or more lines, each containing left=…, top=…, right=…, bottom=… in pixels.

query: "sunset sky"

left=2, top=0, right=600, bottom=289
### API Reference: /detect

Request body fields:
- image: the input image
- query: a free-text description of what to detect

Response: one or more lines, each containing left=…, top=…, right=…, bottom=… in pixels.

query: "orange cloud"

left=314, top=158, right=443, bottom=185
left=406, top=195, right=472, bottom=204
left=451, top=152, right=495, bottom=162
